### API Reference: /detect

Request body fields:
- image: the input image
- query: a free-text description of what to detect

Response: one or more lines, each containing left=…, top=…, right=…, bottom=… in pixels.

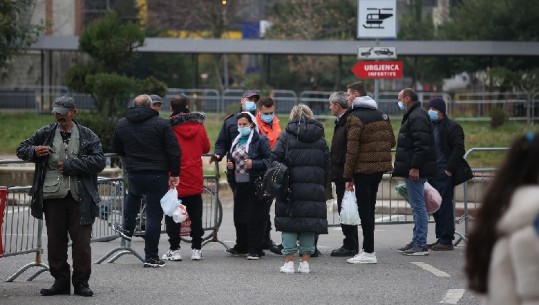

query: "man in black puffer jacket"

left=394, top=88, right=436, bottom=256
left=112, top=94, right=181, bottom=268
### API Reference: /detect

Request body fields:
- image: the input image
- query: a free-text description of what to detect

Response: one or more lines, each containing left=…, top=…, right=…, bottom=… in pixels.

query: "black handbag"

left=262, top=135, right=290, bottom=201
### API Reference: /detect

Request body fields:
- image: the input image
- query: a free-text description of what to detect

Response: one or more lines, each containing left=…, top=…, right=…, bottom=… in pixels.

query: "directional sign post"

left=352, top=61, right=403, bottom=79
left=357, top=0, right=397, bottom=39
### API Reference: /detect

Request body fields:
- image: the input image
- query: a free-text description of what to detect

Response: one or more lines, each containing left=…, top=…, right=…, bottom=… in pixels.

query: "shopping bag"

left=180, top=216, right=192, bottom=236
left=340, top=190, right=361, bottom=225
left=395, top=183, right=409, bottom=202
left=172, top=202, right=188, bottom=223
left=160, top=188, right=179, bottom=216
left=424, top=182, right=442, bottom=214
left=395, top=182, right=441, bottom=214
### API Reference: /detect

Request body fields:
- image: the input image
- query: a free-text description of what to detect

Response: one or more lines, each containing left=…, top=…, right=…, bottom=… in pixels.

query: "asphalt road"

left=0, top=204, right=482, bottom=305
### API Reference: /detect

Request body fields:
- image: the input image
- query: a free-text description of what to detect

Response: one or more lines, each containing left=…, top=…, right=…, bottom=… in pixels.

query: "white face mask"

left=398, top=101, right=406, bottom=111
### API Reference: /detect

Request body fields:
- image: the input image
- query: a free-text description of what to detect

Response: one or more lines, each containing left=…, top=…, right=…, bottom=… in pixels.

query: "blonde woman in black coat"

left=272, top=104, right=330, bottom=274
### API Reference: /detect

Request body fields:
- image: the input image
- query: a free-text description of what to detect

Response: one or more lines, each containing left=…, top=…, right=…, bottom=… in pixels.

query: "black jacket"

left=112, top=106, right=181, bottom=176
left=330, top=111, right=349, bottom=182
left=16, top=121, right=106, bottom=224
left=225, top=131, right=271, bottom=189
left=214, top=112, right=240, bottom=161
left=393, top=101, right=437, bottom=178
left=272, top=119, right=330, bottom=235
left=434, top=116, right=474, bottom=185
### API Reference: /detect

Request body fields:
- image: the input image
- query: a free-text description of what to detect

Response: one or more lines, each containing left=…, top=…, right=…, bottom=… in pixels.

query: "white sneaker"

left=191, top=249, right=202, bottom=260
left=298, top=261, right=310, bottom=274
left=162, top=249, right=182, bottom=261
left=347, top=251, right=377, bottom=264
left=279, top=261, right=295, bottom=273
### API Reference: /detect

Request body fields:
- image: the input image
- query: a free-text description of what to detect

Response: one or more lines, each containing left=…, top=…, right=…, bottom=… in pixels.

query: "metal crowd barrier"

left=95, top=154, right=225, bottom=264
left=0, top=147, right=504, bottom=277
left=454, top=147, right=509, bottom=244
left=325, top=147, right=509, bottom=248
left=325, top=173, right=413, bottom=227
left=1, top=153, right=225, bottom=278
left=1, top=185, right=49, bottom=282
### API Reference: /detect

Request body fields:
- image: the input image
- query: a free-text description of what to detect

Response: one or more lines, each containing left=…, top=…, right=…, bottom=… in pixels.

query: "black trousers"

left=43, top=194, right=92, bottom=287
left=353, top=172, right=383, bottom=253
left=428, top=173, right=455, bottom=245
left=164, top=194, right=204, bottom=250
left=233, top=183, right=267, bottom=253
left=335, top=181, right=359, bottom=252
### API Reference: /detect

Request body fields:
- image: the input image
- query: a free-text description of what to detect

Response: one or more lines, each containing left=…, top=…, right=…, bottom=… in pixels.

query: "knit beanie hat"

left=428, top=97, right=446, bottom=114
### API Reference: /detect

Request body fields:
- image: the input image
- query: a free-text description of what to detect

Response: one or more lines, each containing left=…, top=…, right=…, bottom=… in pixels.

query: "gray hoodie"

left=352, top=96, right=378, bottom=109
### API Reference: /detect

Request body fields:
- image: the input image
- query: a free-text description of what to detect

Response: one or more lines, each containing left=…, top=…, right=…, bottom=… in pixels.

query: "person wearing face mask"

left=426, top=97, right=473, bottom=251
left=393, top=88, right=437, bottom=256
left=225, top=112, right=271, bottom=260
left=210, top=90, right=260, bottom=190
left=254, top=96, right=282, bottom=251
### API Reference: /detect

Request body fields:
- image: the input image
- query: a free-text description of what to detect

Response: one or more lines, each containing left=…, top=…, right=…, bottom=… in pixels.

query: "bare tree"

left=265, top=0, right=356, bottom=89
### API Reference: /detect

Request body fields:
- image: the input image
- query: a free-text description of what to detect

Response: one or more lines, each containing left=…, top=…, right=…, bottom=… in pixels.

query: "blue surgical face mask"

left=244, top=101, right=256, bottom=112
left=398, top=101, right=406, bottom=111
left=428, top=109, right=439, bottom=121
left=260, top=113, right=274, bottom=124
left=238, top=126, right=251, bottom=136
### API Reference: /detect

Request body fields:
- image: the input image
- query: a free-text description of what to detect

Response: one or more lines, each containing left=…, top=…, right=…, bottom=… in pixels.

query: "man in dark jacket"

left=426, top=97, right=473, bottom=250
left=342, top=82, right=395, bottom=264
left=327, top=91, right=357, bottom=257
left=394, top=88, right=437, bottom=256
left=112, top=94, right=181, bottom=268
left=17, top=96, right=106, bottom=297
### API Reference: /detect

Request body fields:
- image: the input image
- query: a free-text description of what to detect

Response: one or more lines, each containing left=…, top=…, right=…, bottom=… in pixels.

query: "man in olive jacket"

left=17, top=96, right=106, bottom=297
left=394, top=88, right=436, bottom=256
left=426, top=97, right=473, bottom=250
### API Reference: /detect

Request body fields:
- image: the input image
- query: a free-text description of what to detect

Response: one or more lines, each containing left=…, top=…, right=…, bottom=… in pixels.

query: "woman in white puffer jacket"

left=465, top=131, right=539, bottom=305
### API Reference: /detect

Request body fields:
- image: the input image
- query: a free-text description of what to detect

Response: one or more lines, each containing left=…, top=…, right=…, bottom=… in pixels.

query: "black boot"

left=74, top=282, right=93, bottom=297
left=40, top=282, right=70, bottom=296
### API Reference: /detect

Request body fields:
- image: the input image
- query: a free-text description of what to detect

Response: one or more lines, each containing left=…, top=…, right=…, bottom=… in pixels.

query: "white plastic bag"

left=172, top=202, right=188, bottom=223
left=424, top=182, right=442, bottom=214
left=340, top=190, right=361, bottom=225
left=160, top=188, right=179, bottom=216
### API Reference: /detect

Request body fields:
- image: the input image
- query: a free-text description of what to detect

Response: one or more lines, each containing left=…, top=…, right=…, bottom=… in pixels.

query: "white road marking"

left=439, top=289, right=465, bottom=304
left=411, top=262, right=450, bottom=277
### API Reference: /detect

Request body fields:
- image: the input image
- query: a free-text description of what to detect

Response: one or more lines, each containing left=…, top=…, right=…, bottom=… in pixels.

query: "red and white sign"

left=352, top=61, right=403, bottom=79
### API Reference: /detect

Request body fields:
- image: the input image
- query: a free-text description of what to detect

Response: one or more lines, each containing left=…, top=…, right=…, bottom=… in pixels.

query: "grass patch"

left=1, top=112, right=534, bottom=168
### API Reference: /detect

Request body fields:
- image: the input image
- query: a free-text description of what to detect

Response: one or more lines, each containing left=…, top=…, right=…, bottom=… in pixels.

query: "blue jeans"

left=281, top=232, right=315, bottom=256
left=124, top=172, right=168, bottom=260
left=405, top=178, right=428, bottom=247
